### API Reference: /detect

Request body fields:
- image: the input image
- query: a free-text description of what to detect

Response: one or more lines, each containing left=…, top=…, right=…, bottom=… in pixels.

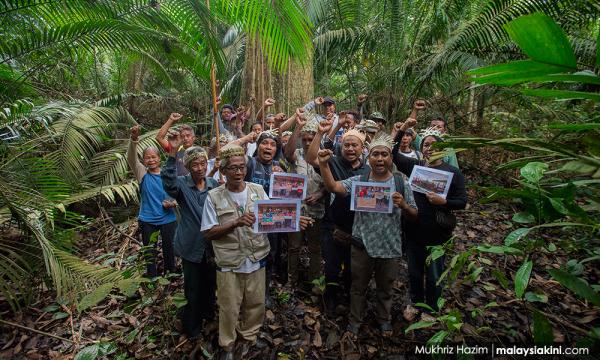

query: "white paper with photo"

left=269, top=172, right=308, bottom=200
left=350, top=181, right=393, bottom=214
left=253, top=199, right=301, bottom=234
left=408, top=165, right=454, bottom=199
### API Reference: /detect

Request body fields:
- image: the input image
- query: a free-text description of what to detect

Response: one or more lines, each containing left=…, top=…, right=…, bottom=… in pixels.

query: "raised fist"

left=168, top=112, right=183, bottom=123
left=130, top=125, right=141, bottom=141
left=405, top=117, right=417, bottom=128
left=166, top=131, right=182, bottom=155
left=295, top=108, right=307, bottom=126
left=317, top=149, right=333, bottom=164
left=318, top=118, right=333, bottom=134
left=357, top=94, right=368, bottom=103
left=315, top=96, right=324, bottom=105
left=413, top=100, right=426, bottom=110
left=264, top=98, right=276, bottom=107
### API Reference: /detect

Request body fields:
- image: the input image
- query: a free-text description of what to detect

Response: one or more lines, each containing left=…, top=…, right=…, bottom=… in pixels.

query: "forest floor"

left=1, top=174, right=598, bottom=359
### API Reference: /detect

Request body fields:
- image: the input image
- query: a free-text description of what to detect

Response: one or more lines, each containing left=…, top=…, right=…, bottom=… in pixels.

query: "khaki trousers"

left=216, top=267, right=266, bottom=351
left=349, top=245, right=399, bottom=326
left=288, top=217, right=322, bottom=285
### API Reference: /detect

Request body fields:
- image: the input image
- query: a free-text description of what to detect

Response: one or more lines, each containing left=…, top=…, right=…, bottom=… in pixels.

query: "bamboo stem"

left=206, top=0, right=220, bottom=156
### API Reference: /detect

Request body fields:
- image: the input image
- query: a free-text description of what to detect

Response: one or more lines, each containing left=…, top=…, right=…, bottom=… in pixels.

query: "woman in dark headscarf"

left=392, top=122, right=467, bottom=314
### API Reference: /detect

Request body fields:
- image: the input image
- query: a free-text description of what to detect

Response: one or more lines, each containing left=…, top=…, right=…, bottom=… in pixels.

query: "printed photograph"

left=408, top=165, right=454, bottom=199
left=253, top=200, right=301, bottom=233
left=269, top=173, right=308, bottom=200
left=350, top=181, right=394, bottom=213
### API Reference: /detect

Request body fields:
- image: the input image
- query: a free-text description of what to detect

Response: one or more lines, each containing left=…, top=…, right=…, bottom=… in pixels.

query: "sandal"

left=403, top=304, right=419, bottom=322
left=379, top=322, right=393, bottom=337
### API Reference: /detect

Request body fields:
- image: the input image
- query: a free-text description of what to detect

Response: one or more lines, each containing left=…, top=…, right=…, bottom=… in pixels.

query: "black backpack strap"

left=245, top=156, right=256, bottom=181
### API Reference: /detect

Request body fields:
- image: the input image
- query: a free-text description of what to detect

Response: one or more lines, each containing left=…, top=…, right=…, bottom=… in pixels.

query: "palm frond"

left=213, top=0, right=313, bottom=72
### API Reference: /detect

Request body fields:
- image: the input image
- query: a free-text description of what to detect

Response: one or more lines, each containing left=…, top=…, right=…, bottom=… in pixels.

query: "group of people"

left=125, top=94, right=467, bottom=359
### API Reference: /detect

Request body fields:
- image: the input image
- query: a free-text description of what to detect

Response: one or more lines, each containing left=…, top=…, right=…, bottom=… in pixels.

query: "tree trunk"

left=241, top=38, right=313, bottom=128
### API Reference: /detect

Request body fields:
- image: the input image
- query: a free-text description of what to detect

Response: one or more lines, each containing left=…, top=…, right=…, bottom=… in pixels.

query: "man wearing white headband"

left=317, top=133, right=418, bottom=338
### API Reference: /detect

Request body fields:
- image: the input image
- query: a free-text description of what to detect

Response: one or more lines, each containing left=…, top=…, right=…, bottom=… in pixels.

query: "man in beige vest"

left=201, top=143, right=270, bottom=359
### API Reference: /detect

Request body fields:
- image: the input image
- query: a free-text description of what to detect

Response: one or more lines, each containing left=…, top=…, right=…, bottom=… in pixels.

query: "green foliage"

left=514, top=259, right=532, bottom=298
left=532, top=309, right=553, bottom=345
left=548, top=269, right=600, bottom=307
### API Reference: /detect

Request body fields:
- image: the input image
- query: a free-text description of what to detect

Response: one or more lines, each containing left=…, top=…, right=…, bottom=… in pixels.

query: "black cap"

left=221, top=104, right=234, bottom=112
left=323, top=97, right=335, bottom=105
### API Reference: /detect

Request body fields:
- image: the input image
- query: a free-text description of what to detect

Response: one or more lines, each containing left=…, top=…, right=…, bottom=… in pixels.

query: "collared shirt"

left=341, top=173, right=417, bottom=258
left=161, top=156, right=218, bottom=263
left=317, top=155, right=370, bottom=232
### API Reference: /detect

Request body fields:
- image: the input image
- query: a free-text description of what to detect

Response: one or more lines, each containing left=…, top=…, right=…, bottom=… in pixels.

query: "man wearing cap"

left=317, top=133, right=418, bottom=337
left=161, top=133, right=220, bottom=339
left=303, top=96, right=339, bottom=128
left=306, top=117, right=370, bottom=314
left=370, top=111, right=387, bottom=132
left=392, top=126, right=422, bottom=161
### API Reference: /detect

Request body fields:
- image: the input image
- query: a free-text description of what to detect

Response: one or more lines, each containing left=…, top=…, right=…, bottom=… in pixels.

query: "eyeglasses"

left=224, top=165, right=246, bottom=173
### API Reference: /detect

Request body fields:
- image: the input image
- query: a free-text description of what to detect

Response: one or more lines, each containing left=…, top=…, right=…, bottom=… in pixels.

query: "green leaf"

left=117, top=279, right=140, bottom=298
left=548, top=123, right=600, bottom=131
left=520, top=162, right=548, bottom=183
left=561, top=161, right=597, bottom=175
left=533, top=310, right=553, bottom=345
left=414, top=302, right=435, bottom=313
left=124, top=328, right=139, bottom=344
left=171, top=294, right=188, bottom=309
left=548, top=269, right=600, bottom=306
left=427, top=330, right=448, bottom=344
left=53, top=312, right=69, bottom=320
left=404, top=321, right=436, bottom=333
left=42, top=304, right=60, bottom=312
left=77, top=283, right=113, bottom=312
left=477, top=245, right=523, bottom=255
left=504, top=13, right=576, bottom=69
left=512, top=212, right=535, bottom=224
left=157, top=277, right=170, bottom=286
left=491, top=269, right=510, bottom=289
left=525, top=292, right=548, bottom=303
left=548, top=198, right=569, bottom=215
left=521, top=89, right=600, bottom=102
left=74, top=344, right=100, bottom=360
left=515, top=260, right=533, bottom=298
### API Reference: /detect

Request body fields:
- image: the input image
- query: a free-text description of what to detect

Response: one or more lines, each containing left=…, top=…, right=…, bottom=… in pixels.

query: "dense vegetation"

left=1, top=0, right=599, bottom=358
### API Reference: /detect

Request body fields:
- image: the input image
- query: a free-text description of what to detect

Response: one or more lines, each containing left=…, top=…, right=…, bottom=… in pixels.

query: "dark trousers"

left=139, top=220, right=176, bottom=277
left=288, top=217, right=322, bottom=286
left=405, top=241, right=445, bottom=310
left=182, top=256, right=216, bottom=338
left=266, top=233, right=287, bottom=294
left=322, top=229, right=351, bottom=306
left=350, top=246, right=398, bottom=325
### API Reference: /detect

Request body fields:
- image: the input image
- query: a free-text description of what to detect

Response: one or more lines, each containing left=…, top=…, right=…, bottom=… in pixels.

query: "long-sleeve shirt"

left=126, top=139, right=176, bottom=225
left=161, top=156, right=219, bottom=263
left=393, top=130, right=467, bottom=245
